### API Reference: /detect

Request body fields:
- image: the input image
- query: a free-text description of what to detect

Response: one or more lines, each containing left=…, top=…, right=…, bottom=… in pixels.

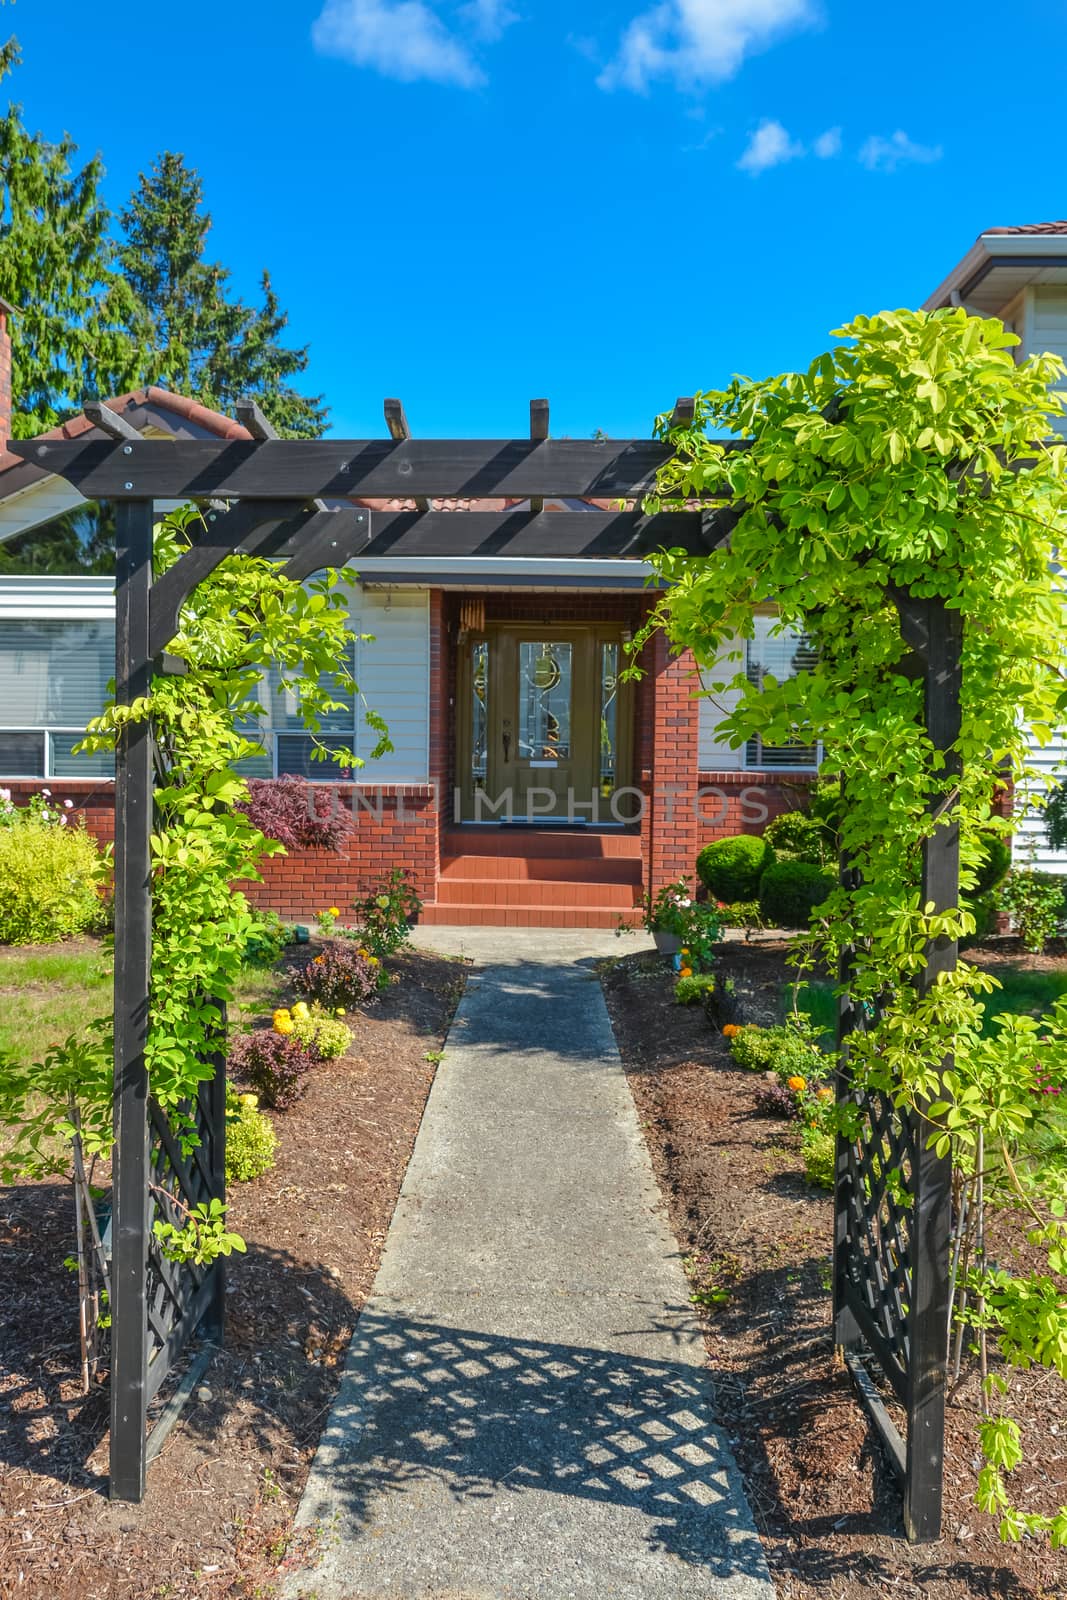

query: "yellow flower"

left=274, top=1015, right=295, bottom=1035
left=369, top=956, right=380, bottom=966
left=376, top=894, right=390, bottom=909
left=336, top=1008, right=346, bottom=1017
left=328, top=906, right=340, bottom=918
left=787, top=1075, right=807, bottom=1094
left=292, top=1001, right=310, bottom=1019
left=815, top=1086, right=834, bottom=1102
left=273, top=1008, right=290, bottom=1023
left=239, top=1093, right=259, bottom=1108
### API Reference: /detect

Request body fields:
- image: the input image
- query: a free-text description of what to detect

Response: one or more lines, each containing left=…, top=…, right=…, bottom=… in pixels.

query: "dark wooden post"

left=904, top=595, right=961, bottom=1543
left=109, top=500, right=154, bottom=1503
left=202, top=1002, right=227, bottom=1345
left=833, top=842, right=862, bottom=1349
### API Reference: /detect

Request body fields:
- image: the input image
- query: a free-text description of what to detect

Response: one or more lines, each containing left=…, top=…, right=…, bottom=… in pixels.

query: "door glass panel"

left=518, top=641, right=571, bottom=760
left=599, top=642, right=618, bottom=793
left=471, top=640, right=489, bottom=788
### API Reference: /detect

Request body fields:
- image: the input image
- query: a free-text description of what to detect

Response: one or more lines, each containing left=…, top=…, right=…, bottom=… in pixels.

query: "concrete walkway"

left=284, top=931, right=774, bottom=1600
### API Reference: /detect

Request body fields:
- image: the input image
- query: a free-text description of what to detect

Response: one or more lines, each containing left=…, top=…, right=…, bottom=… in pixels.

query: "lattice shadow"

left=300, top=1306, right=766, bottom=1577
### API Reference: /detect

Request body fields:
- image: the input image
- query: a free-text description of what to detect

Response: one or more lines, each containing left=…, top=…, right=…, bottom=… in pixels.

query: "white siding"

left=1023, top=286, right=1067, bottom=437
left=696, top=635, right=746, bottom=769
left=351, top=588, right=430, bottom=783
left=0, top=477, right=87, bottom=544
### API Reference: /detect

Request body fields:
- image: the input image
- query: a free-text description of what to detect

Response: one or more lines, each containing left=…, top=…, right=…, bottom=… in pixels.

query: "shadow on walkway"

left=300, top=1305, right=768, bottom=1587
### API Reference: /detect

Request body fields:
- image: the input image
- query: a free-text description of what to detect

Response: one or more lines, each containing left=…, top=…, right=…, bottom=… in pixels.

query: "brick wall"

left=244, top=784, right=440, bottom=920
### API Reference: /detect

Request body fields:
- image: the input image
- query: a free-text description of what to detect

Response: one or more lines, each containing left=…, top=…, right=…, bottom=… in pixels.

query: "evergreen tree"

left=117, top=153, right=327, bottom=438
left=0, top=38, right=140, bottom=435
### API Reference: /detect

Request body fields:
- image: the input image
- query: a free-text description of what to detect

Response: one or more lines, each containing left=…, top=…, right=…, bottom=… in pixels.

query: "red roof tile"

left=0, top=386, right=252, bottom=475
left=983, top=221, right=1067, bottom=236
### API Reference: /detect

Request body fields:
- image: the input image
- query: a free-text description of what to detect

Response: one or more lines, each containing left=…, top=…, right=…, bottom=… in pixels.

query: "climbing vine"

left=1, top=505, right=385, bottom=1263
left=641, top=308, right=1067, bottom=1544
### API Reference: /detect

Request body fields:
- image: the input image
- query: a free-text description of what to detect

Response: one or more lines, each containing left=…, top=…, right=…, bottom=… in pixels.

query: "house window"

left=0, top=618, right=115, bottom=779
left=237, top=645, right=359, bottom=780
left=743, top=619, right=820, bottom=771
left=0, top=617, right=363, bottom=784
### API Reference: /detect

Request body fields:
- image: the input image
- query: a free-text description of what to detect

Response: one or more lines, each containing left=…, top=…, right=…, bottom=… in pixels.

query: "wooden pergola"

left=13, top=399, right=959, bottom=1545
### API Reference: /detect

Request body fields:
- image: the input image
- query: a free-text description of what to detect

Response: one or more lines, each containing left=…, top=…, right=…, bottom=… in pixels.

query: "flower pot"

left=653, top=931, right=682, bottom=955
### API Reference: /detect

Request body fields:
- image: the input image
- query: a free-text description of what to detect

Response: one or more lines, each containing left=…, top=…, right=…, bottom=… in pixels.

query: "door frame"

left=455, top=619, right=634, bottom=823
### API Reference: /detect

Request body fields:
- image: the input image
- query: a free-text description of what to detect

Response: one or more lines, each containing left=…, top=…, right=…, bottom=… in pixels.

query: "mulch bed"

left=0, top=943, right=466, bottom=1600
left=602, top=938, right=1067, bottom=1600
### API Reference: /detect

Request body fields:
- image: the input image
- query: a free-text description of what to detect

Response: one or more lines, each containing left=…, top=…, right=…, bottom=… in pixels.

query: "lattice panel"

left=144, top=1056, right=225, bottom=1400
left=837, top=1087, right=915, bottom=1405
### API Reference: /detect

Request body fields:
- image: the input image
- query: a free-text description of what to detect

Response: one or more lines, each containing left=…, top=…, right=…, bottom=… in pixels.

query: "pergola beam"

left=11, top=436, right=688, bottom=501
left=233, top=398, right=276, bottom=441
left=529, top=398, right=549, bottom=511
left=84, top=401, right=142, bottom=442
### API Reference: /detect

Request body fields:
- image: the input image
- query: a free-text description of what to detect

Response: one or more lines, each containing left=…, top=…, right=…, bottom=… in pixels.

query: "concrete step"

left=435, top=876, right=639, bottom=909
left=440, top=853, right=642, bottom=885
left=442, top=827, right=641, bottom=860
left=419, top=902, right=644, bottom=929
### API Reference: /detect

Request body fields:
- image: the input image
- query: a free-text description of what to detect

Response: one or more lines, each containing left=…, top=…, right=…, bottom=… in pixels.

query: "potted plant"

left=644, top=878, right=696, bottom=955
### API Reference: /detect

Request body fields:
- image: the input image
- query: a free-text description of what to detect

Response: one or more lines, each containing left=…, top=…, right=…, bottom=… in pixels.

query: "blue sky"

left=10, top=1, right=1067, bottom=437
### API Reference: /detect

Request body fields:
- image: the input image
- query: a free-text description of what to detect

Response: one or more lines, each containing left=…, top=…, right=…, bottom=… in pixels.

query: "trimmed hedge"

left=696, top=834, right=774, bottom=902
left=758, top=859, right=836, bottom=930
left=763, top=809, right=832, bottom=865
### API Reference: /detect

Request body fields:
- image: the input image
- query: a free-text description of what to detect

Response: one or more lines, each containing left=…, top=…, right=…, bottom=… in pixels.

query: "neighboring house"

left=925, top=221, right=1067, bottom=871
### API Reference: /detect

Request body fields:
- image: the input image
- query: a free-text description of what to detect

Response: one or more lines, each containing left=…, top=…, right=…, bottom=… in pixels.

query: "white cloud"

left=736, top=118, right=804, bottom=175
left=813, top=125, right=841, bottom=159
left=598, top=0, right=818, bottom=94
left=458, top=0, right=517, bottom=38
left=312, top=0, right=485, bottom=87
left=858, top=129, right=942, bottom=173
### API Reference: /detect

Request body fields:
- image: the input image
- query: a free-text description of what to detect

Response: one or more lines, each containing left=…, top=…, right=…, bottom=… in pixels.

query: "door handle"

left=502, top=731, right=511, bottom=763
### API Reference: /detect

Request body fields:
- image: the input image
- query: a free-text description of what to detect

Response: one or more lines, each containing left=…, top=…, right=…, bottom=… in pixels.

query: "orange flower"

left=787, top=1075, right=807, bottom=1094
left=722, top=1023, right=742, bottom=1039
left=815, top=1086, right=834, bottom=1102
left=679, top=965, right=693, bottom=979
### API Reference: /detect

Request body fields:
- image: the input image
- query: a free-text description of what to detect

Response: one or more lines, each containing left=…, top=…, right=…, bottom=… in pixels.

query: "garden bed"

left=0, top=941, right=466, bottom=1600
left=603, top=939, right=1067, bottom=1600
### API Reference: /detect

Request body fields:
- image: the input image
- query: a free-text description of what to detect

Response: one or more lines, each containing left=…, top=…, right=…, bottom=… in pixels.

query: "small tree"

left=0, top=37, right=140, bottom=433
left=117, top=152, right=328, bottom=438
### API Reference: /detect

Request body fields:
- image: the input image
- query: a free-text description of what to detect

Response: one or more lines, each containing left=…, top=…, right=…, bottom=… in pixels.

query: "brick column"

left=426, top=589, right=449, bottom=901
left=645, top=631, right=701, bottom=895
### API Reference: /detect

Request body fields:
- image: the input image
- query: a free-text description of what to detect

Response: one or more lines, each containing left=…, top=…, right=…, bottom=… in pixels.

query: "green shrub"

left=0, top=817, right=107, bottom=945
left=763, top=809, right=832, bottom=865
left=225, top=1089, right=277, bottom=1182
left=241, top=909, right=290, bottom=968
left=998, top=869, right=1065, bottom=954
left=290, top=1003, right=353, bottom=1060
left=728, top=1021, right=823, bottom=1080
left=696, top=835, right=774, bottom=902
left=800, top=1125, right=835, bottom=1190
left=970, top=832, right=1011, bottom=899
left=713, top=899, right=763, bottom=933
left=350, top=868, right=422, bottom=957
left=674, top=972, right=717, bottom=1005
left=758, top=860, right=836, bottom=929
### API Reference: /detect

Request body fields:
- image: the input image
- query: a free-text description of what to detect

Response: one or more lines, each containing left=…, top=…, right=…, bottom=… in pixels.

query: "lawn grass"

left=795, top=964, right=1067, bottom=1045
left=0, top=937, right=290, bottom=1067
